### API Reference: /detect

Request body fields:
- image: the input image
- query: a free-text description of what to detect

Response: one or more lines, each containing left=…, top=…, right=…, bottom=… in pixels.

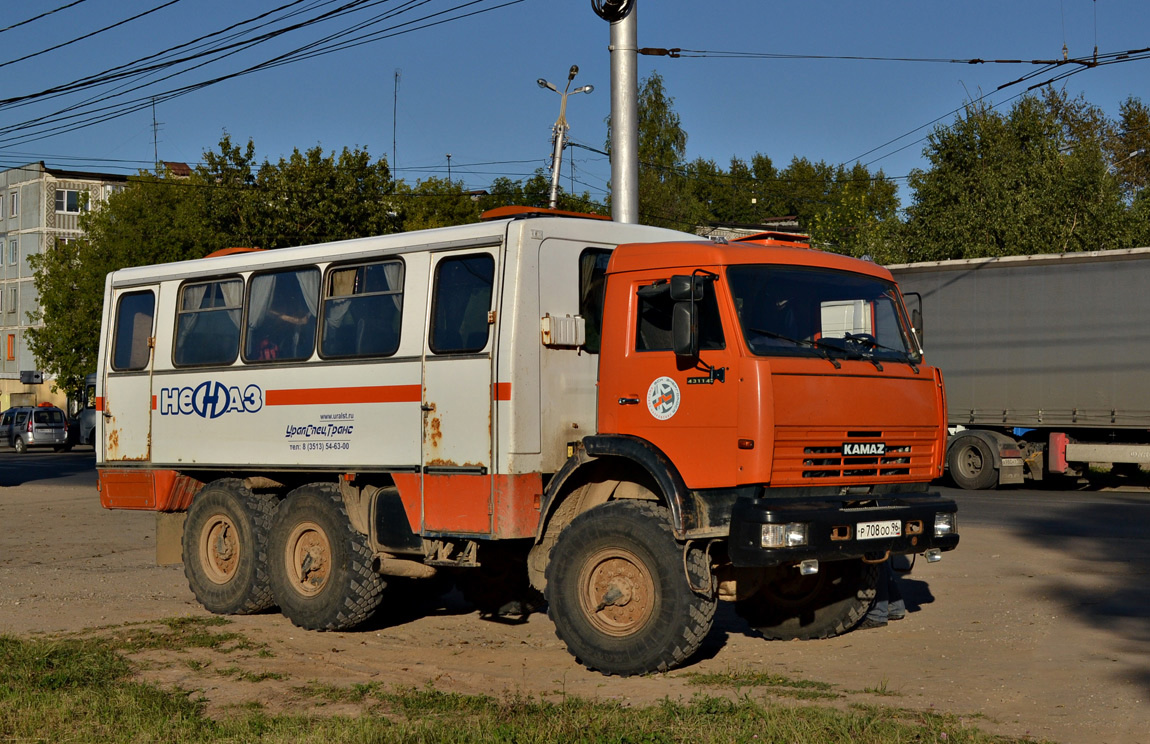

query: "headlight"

left=934, top=512, right=956, bottom=537
left=761, top=522, right=809, bottom=548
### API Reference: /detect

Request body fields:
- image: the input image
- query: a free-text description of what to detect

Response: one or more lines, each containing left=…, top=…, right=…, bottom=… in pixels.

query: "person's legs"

left=860, top=562, right=891, bottom=629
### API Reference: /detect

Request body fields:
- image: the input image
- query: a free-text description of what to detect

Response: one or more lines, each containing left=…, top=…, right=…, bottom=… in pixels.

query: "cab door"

left=599, top=271, right=741, bottom=489
left=102, top=287, right=157, bottom=461
left=420, top=248, right=499, bottom=534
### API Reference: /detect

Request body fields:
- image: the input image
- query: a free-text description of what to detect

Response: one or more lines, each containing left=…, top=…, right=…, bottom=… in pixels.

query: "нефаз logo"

left=159, top=382, right=263, bottom=418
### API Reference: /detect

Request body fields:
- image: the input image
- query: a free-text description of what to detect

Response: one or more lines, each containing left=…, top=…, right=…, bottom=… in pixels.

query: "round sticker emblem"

left=647, top=376, right=681, bottom=420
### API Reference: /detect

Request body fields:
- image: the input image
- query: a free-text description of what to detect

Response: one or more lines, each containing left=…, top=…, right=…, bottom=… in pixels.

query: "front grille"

left=772, top=428, right=939, bottom=485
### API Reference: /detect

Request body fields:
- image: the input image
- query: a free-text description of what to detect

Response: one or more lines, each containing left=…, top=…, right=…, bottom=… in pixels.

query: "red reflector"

left=1001, top=448, right=1022, bottom=458
left=738, top=439, right=755, bottom=450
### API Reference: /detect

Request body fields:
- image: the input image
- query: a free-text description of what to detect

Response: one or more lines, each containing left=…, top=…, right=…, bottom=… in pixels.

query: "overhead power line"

left=0, top=0, right=90, bottom=36
left=0, top=0, right=187, bottom=72
left=0, top=0, right=525, bottom=149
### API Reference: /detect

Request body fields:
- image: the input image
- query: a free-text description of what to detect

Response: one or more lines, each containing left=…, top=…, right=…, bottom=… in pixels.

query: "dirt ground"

left=2, top=468, right=1148, bottom=744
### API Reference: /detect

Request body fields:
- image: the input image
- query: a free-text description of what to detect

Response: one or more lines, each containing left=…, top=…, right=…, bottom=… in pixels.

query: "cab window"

left=636, top=279, right=724, bottom=352
left=579, top=249, right=611, bottom=354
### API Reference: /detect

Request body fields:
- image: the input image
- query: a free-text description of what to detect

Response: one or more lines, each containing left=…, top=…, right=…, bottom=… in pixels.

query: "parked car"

left=0, top=405, right=71, bottom=453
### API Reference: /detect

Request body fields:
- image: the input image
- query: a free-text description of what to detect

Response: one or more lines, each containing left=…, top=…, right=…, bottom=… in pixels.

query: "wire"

left=0, top=0, right=188, bottom=72
left=0, top=0, right=90, bottom=35
left=0, top=0, right=526, bottom=148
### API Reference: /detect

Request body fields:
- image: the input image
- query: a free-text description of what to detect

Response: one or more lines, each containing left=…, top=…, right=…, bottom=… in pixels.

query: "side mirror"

left=670, top=275, right=703, bottom=302
left=672, top=301, right=698, bottom=358
left=902, top=291, right=924, bottom=348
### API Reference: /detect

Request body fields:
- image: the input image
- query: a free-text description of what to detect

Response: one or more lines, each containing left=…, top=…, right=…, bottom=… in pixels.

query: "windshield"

left=726, top=265, right=919, bottom=363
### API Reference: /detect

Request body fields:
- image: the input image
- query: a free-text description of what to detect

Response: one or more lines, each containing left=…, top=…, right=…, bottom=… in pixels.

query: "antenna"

left=392, top=69, right=401, bottom=171
left=151, top=98, right=162, bottom=173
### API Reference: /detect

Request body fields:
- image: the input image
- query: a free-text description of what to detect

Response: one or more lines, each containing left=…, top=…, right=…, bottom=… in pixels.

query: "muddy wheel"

left=735, top=559, right=878, bottom=640
left=545, top=500, right=716, bottom=676
left=269, top=483, right=384, bottom=630
left=948, top=436, right=998, bottom=490
left=182, top=479, right=278, bottom=615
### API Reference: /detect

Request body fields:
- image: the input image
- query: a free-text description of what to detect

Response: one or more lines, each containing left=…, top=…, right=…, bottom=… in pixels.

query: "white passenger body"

left=96, top=216, right=685, bottom=482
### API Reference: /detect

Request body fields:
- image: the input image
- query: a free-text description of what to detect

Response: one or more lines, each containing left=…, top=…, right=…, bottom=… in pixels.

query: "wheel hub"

left=200, top=515, right=240, bottom=585
left=285, top=521, right=330, bottom=597
left=580, top=548, right=655, bottom=637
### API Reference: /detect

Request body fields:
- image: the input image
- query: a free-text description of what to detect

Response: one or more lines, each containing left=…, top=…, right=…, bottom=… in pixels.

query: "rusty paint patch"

left=424, top=459, right=486, bottom=469
left=428, top=415, right=442, bottom=449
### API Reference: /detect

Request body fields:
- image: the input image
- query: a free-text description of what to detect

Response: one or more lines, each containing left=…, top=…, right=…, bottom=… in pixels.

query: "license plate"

left=856, top=520, right=901, bottom=540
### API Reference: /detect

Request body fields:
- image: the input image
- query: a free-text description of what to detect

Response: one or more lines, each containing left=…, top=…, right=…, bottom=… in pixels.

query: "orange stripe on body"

left=95, top=397, right=105, bottom=411
left=492, top=382, right=511, bottom=401
left=265, top=384, right=422, bottom=406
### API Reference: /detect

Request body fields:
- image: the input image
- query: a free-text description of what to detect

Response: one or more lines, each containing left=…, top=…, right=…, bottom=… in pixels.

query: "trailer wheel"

left=734, top=560, right=878, bottom=640
left=269, top=483, right=384, bottom=631
left=948, top=436, right=998, bottom=490
left=182, top=479, right=277, bottom=615
left=545, top=500, right=716, bottom=676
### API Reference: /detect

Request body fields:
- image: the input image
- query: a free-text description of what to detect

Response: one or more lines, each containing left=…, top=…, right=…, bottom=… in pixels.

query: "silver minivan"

left=0, top=405, right=71, bottom=452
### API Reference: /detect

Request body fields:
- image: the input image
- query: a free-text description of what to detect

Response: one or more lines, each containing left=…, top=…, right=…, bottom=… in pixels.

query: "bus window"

left=111, top=291, right=155, bottom=371
left=320, top=260, right=404, bottom=359
left=244, top=268, right=320, bottom=363
left=174, top=278, right=243, bottom=367
left=429, top=254, right=494, bottom=355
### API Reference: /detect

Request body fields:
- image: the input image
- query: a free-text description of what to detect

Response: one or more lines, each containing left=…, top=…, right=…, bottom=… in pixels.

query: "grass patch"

left=0, top=631, right=1036, bottom=743
left=95, top=616, right=267, bottom=655
left=684, top=668, right=840, bottom=700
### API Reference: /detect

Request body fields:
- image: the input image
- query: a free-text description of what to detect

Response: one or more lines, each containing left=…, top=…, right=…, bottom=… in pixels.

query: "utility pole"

left=537, top=66, right=593, bottom=210
left=593, top=0, right=638, bottom=223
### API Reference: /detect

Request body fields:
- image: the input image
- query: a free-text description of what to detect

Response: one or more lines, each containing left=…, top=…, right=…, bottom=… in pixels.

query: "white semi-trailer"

left=890, top=248, right=1150, bottom=489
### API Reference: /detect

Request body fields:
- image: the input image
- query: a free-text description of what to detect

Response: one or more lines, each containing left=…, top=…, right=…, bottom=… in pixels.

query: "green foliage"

left=900, top=89, right=1149, bottom=260
left=608, top=71, right=707, bottom=229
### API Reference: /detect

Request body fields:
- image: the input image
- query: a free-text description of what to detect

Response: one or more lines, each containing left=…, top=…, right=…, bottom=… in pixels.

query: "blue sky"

left=2, top=0, right=1147, bottom=210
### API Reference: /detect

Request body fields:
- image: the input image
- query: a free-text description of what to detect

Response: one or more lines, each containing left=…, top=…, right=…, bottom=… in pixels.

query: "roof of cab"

left=607, top=239, right=895, bottom=281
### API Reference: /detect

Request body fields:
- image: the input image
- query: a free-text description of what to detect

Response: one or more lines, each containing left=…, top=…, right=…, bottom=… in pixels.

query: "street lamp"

left=538, top=65, right=593, bottom=210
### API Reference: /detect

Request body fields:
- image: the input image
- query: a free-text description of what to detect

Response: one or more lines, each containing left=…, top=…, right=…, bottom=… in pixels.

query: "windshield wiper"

left=747, top=328, right=842, bottom=369
left=842, top=333, right=921, bottom=374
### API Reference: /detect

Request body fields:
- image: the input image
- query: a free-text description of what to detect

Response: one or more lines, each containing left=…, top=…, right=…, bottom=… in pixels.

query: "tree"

left=607, top=71, right=705, bottom=229
left=900, top=90, right=1143, bottom=260
left=392, top=177, right=480, bottom=231
left=27, top=136, right=399, bottom=395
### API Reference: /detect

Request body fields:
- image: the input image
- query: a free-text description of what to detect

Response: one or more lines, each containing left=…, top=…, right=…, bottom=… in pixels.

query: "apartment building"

left=0, top=162, right=127, bottom=410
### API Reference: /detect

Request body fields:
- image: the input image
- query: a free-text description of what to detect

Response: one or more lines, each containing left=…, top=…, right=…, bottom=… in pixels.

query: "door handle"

left=618, top=396, right=640, bottom=406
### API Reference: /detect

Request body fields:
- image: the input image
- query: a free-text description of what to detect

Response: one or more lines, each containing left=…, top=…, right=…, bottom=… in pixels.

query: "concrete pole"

left=609, top=4, right=639, bottom=223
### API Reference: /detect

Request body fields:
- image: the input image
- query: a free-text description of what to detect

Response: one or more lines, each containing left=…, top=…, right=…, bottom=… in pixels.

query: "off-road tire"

left=948, top=436, right=998, bottom=491
left=182, top=479, right=278, bottom=615
left=735, top=559, right=879, bottom=640
left=545, top=500, right=716, bottom=676
left=269, top=483, right=384, bottom=631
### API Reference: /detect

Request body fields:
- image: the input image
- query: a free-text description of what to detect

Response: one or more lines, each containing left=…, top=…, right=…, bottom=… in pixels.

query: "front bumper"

left=728, top=493, right=959, bottom=567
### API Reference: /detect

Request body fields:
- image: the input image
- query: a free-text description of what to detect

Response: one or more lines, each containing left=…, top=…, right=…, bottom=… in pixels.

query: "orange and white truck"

left=95, top=208, right=958, bottom=675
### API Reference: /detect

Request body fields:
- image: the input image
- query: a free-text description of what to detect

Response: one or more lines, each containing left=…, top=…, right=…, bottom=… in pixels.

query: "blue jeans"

left=866, top=561, right=905, bottom=622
